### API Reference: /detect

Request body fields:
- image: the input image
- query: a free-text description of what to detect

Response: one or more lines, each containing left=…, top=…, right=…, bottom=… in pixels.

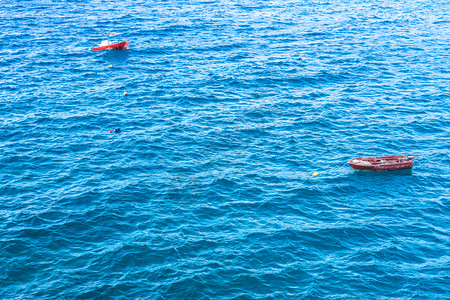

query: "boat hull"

left=93, top=40, right=129, bottom=51
left=348, top=156, right=414, bottom=171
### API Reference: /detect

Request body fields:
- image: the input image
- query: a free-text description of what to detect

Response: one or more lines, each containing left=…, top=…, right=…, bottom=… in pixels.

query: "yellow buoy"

left=313, top=172, right=319, bottom=176
left=109, top=64, right=112, bottom=67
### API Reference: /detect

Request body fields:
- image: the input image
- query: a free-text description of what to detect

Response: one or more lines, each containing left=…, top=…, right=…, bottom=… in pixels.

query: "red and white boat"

left=92, top=33, right=129, bottom=51
left=348, top=155, right=414, bottom=171
left=92, top=40, right=129, bottom=51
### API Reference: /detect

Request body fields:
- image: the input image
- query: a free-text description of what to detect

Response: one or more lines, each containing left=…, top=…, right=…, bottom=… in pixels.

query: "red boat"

left=348, top=155, right=414, bottom=171
left=92, top=40, right=129, bottom=51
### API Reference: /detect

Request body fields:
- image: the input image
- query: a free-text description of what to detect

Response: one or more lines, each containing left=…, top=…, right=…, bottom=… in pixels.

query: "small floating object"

left=114, top=128, right=121, bottom=133
left=348, top=155, right=414, bottom=171
left=109, top=129, right=113, bottom=133
left=109, top=64, right=113, bottom=67
left=123, top=92, right=127, bottom=96
left=312, top=172, right=319, bottom=176
left=92, top=33, right=129, bottom=51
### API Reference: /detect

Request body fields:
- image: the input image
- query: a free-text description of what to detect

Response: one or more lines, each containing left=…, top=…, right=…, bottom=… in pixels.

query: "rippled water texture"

left=1, top=0, right=449, bottom=298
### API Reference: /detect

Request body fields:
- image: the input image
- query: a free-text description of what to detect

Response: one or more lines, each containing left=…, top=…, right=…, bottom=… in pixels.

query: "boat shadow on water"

left=102, top=50, right=130, bottom=61
left=353, top=169, right=413, bottom=176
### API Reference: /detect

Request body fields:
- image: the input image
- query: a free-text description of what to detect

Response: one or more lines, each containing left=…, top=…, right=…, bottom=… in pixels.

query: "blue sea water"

left=1, top=0, right=449, bottom=298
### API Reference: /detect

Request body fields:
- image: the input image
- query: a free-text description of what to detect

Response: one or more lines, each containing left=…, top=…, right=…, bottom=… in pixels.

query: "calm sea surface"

left=1, top=0, right=449, bottom=298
